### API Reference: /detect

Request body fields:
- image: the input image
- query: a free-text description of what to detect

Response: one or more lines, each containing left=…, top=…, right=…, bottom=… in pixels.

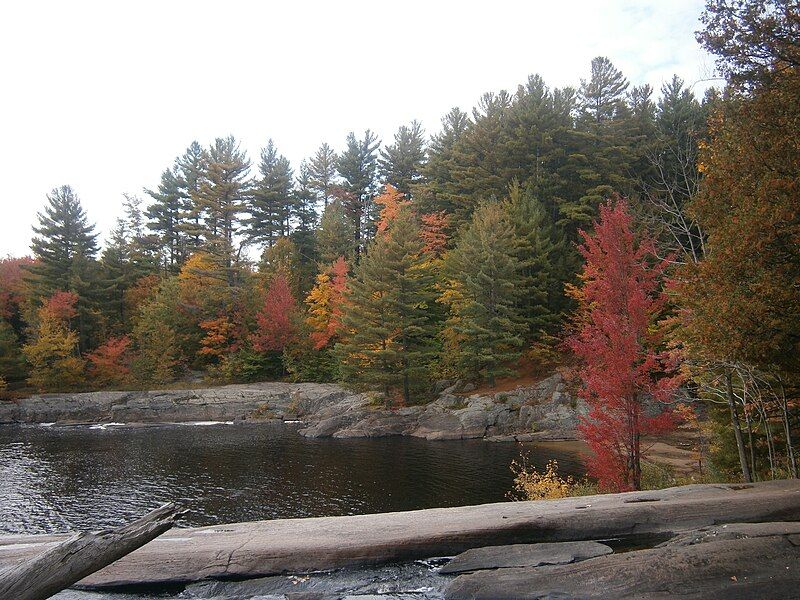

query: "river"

left=0, top=422, right=584, bottom=599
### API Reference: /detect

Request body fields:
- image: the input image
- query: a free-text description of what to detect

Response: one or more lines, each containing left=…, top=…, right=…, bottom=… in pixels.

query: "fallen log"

left=0, top=503, right=183, bottom=600
left=0, top=480, right=798, bottom=589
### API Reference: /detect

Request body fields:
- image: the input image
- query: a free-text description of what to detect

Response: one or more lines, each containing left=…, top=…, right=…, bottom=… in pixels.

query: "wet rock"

left=444, top=534, right=800, bottom=599
left=438, top=541, right=612, bottom=574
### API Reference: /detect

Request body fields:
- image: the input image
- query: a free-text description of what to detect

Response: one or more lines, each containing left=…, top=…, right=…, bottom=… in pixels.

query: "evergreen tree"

left=416, top=107, right=470, bottom=217
left=0, top=319, right=26, bottom=385
left=290, top=162, right=320, bottom=297
left=379, top=120, right=427, bottom=196
left=440, top=202, right=525, bottom=386
left=308, top=142, right=338, bottom=208
left=246, top=139, right=294, bottom=247
left=316, top=200, right=355, bottom=266
left=337, top=208, right=435, bottom=404
left=175, top=141, right=206, bottom=256
left=579, top=56, right=630, bottom=125
left=28, top=186, right=100, bottom=352
left=507, top=182, right=565, bottom=338
left=145, top=167, right=185, bottom=272
left=192, top=136, right=251, bottom=283
left=336, top=130, right=380, bottom=254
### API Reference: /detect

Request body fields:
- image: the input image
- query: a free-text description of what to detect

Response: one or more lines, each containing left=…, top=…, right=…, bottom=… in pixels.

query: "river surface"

left=0, top=422, right=584, bottom=536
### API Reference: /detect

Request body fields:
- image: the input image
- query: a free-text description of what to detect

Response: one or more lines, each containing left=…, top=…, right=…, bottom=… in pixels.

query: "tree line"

left=0, top=0, right=796, bottom=490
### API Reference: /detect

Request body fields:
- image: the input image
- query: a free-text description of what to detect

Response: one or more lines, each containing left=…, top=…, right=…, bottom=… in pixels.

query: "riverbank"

left=1, top=480, right=798, bottom=598
left=0, top=374, right=588, bottom=442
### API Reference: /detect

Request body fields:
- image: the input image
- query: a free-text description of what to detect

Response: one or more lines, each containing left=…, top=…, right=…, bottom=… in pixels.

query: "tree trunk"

left=779, top=380, right=797, bottom=478
left=726, top=372, right=752, bottom=483
left=0, top=503, right=183, bottom=600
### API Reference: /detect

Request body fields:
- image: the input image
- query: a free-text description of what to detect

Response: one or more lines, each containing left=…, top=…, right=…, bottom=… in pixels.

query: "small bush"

left=509, top=455, right=598, bottom=500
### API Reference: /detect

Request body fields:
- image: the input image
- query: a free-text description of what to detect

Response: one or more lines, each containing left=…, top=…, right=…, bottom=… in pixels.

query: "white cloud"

left=0, top=0, right=714, bottom=256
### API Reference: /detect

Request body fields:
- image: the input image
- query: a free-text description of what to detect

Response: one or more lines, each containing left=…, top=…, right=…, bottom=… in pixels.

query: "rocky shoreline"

left=1, top=480, right=798, bottom=598
left=0, top=374, right=588, bottom=442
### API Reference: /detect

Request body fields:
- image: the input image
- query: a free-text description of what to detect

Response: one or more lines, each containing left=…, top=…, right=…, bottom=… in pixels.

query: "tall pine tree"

left=440, top=202, right=525, bottom=386
left=337, top=207, right=435, bottom=404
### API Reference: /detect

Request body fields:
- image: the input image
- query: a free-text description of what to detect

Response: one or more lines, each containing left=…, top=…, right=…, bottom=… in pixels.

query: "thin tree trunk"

left=0, top=503, right=183, bottom=600
left=779, top=380, right=798, bottom=478
left=726, top=371, right=752, bottom=483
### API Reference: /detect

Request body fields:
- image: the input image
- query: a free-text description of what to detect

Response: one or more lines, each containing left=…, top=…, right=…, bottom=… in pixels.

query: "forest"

left=0, top=0, right=797, bottom=491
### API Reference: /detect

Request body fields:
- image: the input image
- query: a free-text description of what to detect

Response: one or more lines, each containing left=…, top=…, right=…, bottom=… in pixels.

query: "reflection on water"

left=0, top=423, right=584, bottom=535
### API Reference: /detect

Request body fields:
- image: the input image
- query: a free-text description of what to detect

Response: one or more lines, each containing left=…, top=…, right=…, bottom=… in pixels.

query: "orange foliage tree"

left=86, top=336, right=132, bottom=388
left=305, top=257, right=348, bottom=350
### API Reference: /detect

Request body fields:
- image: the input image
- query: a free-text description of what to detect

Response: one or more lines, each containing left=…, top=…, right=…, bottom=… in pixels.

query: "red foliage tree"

left=45, top=291, right=79, bottom=322
left=566, top=199, right=679, bottom=491
left=86, top=336, right=132, bottom=388
left=0, top=257, right=34, bottom=320
left=251, top=273, right=298, bottom=353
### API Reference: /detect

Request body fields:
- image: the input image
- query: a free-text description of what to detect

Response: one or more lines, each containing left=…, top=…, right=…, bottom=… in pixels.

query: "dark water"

left=0, top=422, right=584, bottom=535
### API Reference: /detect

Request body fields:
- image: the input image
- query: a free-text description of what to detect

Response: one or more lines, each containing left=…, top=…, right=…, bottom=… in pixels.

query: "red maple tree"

left=86, top=336, right=132, bottom=388
left=251, top=273, right=298, bottom=353
left=45, top=291, right=79, bottom=322
left=566, top=199, right=680, bottom=491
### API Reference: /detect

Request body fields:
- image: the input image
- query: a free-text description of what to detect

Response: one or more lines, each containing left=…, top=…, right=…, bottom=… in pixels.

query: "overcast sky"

left=0, top=0, right=716, bottom=257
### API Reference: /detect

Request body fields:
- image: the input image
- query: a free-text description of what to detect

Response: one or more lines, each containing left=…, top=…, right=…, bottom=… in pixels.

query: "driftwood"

left=0, top=503, right=183, bottom=600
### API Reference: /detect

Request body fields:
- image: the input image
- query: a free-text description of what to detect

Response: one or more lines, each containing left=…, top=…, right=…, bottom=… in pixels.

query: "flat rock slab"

left=659, top=521, right=800, bottom=547
left=444, top=535, right=800, bottom=599
left=439, top=541, right=612, bottom=574
left=1, top=480, right=799, bottom=589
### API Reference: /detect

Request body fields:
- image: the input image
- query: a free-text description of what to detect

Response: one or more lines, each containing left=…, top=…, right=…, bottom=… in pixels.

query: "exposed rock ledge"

left=0, top=480, right=798, bottom=591
left=0, top=374, right=588, bottom=441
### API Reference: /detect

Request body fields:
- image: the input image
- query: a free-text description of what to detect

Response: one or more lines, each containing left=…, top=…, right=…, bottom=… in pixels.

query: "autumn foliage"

left=86, top=336, right=132, bottom=388
left=251, top=273, right=298, bottom=353
left=567, top=199, right=679, bottom=491
left=306, top=257, right=348, bottom=350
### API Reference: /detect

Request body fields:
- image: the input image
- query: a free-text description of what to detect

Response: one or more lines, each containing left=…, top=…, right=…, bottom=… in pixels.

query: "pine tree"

left=379, top=120, right=427, bottom=196
left=290, top=162, right=320, bottom=297
left=308, top=142, right=338, bottom=208
left=191, top=136, right=251, bottom=283
left=28, top=186, right=100, bottom=352
left=416, top=107, right=470, bottom=217
left=337, top=208, right=435, bottom=404
left=440, top=202, right=525, bottom=386
left=175, top=141, right=206, bottom=256
left=246, top=139, right=294, bottom=247
left=507, top=182, right=565, bottom=338
left=579, top=56, right=629, bottom=125
left=316, top=199, right=355, bottom=266
left=337, top=130, right=380, bottom=254
left=0, top=319, right=26, bottom=385
left=145, top=168, right=185, bottom=272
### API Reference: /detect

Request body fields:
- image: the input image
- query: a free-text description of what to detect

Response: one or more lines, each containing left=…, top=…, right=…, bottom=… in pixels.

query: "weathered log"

left=0, top=503, right=183, bottom=600
left=0, top=480, right=798, bottom=589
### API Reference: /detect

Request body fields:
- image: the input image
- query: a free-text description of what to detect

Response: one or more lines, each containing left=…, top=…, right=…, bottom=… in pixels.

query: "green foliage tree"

left=308, top=142, right=338, bottom=208
left=28, top=186, right=100, bottom=352
left=379, top=120, right=427, bottom=196
left=192, top=136, right=251, bottom=283
left=246, top=139, right=294, bottom=247
left=440, top=202, right=525, bottom=386
left=337, top=130, right=380, bottom=253
left=316, top=199, right=354, bottom=266
left=337, top=208, right=435, bottom=404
